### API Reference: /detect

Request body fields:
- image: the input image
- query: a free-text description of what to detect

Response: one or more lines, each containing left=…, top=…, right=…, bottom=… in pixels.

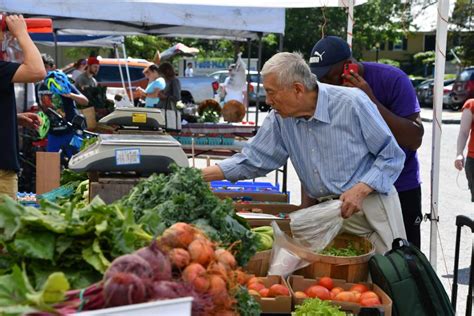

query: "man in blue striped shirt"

left=202, top=52, right=407, bottom=253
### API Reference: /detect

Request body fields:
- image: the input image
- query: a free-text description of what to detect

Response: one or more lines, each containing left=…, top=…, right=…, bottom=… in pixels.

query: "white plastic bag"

left=289, top=199, right=344, bottom=252
left=267, top=221, right=313, bottom=277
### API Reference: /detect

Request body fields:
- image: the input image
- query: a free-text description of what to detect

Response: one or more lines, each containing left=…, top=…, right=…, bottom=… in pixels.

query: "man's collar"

left=296, top=82, right=331, bottom=124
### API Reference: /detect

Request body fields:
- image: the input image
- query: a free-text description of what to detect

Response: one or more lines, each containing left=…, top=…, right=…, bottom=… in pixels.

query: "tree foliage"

left=450, top=0, right=474, bottom=66
left=284, top=0, right=413, bottom=60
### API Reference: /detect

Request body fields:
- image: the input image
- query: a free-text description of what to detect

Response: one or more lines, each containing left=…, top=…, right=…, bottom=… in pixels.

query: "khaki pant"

left=342, top=187, right=407, bottom=254
left=0, top=170, right=18, bottom=200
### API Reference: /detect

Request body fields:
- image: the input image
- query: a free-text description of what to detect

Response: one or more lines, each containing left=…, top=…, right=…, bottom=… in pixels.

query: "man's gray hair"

left=261, top=52, right=317, bottom=90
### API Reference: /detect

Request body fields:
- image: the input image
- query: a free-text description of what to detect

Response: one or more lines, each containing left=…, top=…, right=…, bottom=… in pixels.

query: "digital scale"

left=68, top=134, right=188, bottom=174
left=99, top=107, right=181, bottom=131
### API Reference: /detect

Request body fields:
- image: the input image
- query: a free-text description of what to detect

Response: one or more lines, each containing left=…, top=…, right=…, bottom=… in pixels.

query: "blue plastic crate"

left=210, top=180, right=281, bottom=193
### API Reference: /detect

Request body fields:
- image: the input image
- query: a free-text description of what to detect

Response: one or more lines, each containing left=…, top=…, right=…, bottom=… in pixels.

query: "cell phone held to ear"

left=342, top=62, right=359, bottom=84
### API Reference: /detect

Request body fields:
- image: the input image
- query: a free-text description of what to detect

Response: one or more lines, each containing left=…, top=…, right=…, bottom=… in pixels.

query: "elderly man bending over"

left=202, top=52, right=406, bottom=253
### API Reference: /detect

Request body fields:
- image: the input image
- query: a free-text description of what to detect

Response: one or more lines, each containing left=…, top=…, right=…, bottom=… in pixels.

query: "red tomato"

left=305, top=285, right=331, bottom=300
left=359, top=291, right=379, bottom=301
left=360, top=297, right=382, bottom=306
left=318, top=277, right=334, bottom=290
left=331, top=287, right=344, bottom=296
left=334, top=291, right=358, bottom=303
left=350, top=284, right=369, bottom=293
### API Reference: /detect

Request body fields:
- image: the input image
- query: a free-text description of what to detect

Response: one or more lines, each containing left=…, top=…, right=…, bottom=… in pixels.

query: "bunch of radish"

left=294, top=277, right=382, bottom=307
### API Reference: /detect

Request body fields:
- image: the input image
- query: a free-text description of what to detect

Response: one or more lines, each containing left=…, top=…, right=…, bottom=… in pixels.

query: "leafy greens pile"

left=120, top=166, right=259, bottom=266
left=0, top=196, right=152, bottom=289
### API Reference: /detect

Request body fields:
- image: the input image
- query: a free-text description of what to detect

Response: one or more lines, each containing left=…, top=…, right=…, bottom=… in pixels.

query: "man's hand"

left=339, top=182, right=373, bottom=219
left=17, top=112, right=42, bottom=130
left=342, top=70, right=376, bottom=102
left=6, top=15, right=28, bottom=39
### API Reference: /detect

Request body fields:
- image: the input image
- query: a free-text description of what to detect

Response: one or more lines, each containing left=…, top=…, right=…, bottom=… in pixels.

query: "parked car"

left=451, top=67, right=474, bottom=111
left=416, top=79, right=455, bottom=108
left=424, top=79, right=455, bottom=107
left=410, top=77, right=427, bottom=89
left=63, top=58, right=218, bottom=104
left=208, top=70, right=269, bottom=110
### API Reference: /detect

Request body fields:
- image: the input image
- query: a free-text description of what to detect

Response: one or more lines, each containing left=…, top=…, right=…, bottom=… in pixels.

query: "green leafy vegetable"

left=234, top=286, right=261, bottom=316
left=292, top=298, right=346, bottom=316
left=319, top=242, right=365, bottom=257
left=120, top=166, right=259, bottom=265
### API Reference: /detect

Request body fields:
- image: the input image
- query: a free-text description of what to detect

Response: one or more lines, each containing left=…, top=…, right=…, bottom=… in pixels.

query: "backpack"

left=368, top=238, right=454, bottom=316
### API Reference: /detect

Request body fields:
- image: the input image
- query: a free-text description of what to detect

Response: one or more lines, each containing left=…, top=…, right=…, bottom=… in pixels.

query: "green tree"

left=124, top=35, right=170, bottom=60
left=284, top=0, right=414, bottom=60
left=450, top=0, right=474, bottom=66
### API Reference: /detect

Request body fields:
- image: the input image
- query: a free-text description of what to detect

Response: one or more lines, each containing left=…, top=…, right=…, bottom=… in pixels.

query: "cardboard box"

left=288, top=275, right=392, bottom=316
left=249, top=275, right=292, bottom=314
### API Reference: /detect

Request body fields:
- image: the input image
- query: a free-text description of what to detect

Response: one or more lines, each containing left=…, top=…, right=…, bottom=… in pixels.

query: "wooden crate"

left=244, top=250, right=271, bottom=277
left=249, top=275, right=292, bottom=314
left=36, top=152, right=60, bottom=194
left=295, top=234, right=375, bottom=283
left=214, top=191, right=289, bottom=203
left=288, top=275, right=392, bottom=316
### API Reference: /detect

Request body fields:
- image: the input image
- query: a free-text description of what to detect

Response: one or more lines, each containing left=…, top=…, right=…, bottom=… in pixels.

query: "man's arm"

left=455, top=108, right=473, bottom=170
left=8, top=15, right=46, bottom=83
left=201, top=112, right=289, bottom=182
left=339, top=92, right=405, bottom=218
left=344, top=71, right=424, bottom=151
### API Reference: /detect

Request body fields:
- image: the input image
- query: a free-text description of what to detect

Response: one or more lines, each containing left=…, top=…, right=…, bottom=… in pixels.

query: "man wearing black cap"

left=309, top=35, right=424, bottom=248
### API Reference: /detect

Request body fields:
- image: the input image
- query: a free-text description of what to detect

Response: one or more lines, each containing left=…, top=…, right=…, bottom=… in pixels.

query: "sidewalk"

left=420, top=107, right=462, bottom=124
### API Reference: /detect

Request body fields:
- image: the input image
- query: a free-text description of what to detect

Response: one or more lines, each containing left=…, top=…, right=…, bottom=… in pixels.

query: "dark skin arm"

left=343, top=70, right=424, bottom=151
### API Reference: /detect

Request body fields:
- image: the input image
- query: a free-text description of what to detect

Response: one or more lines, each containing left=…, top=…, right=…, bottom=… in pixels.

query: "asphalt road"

left=197, top=111, right=472, bottom=314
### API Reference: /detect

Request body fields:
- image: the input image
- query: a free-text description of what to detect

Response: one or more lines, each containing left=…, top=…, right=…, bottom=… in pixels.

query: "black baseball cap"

left=309, top=36, right=351, bottom=79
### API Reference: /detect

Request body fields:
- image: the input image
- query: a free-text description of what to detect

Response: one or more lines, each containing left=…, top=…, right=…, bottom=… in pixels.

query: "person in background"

left=308, top=36, right=424, bottom=248
left=75, top=56, right=99, bottom=90
left=136, top=64, right=166, bottom=108
left=157, top=62, right=181, bottom=109
left=185, top=62, right=194, bottom=77
left=0, top=15, right=46, bottom=199
left=455, top=98, right=474, bottom=202
left=202, top=52, right=407, bottom=254
left=36, top=55, right=88, bottom=157
left=71, top=58, right=87, bottom=81
left=223, top=63, right=247, bottom=106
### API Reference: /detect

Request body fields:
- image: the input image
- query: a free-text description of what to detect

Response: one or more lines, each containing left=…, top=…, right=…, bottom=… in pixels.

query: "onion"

left=135, top=246, right=172, bottom=281
left=158, top=222, right=195, bottom=250
left=104, top=254, right=153, bottom=281
left=208, top=275, right=230, bottom=307
left=169, top=248, right=191, bottom=269
left=215, top=249, right=236, bottom=270
left=207, top=262, right=228, bottom=280
left=103, top=272, right=148, bottom=307
left=182, top=263, right=210, bottom=292
left=188, top=239, right=214, bottom=267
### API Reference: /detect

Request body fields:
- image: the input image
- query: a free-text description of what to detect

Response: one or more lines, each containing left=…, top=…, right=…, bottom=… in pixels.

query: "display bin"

left=288, top=275, right=392, bottom=316
left=214, top=191, right=289, bottom=203
left=294, top=234, right=375, bottom=283
left=244, top=250, right=271, bottom=277
left=236, top=203, right=300, bottom=235
left=248, top=275, right=292, bottom=314
left=211, top=180, right=280, bottom=192
left=74, top=297, right=193, bottom=316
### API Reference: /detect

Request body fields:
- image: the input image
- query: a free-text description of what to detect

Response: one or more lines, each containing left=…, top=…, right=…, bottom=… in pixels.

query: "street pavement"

left=195, top=108, right=472, bottom=314
left=420, top=107, right=463, bottom=124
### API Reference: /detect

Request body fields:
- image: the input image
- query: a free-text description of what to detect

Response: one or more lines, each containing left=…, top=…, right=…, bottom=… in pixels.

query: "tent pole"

left=429, top=0, right=450, bottom=270
left=346, top=0, right=354, bottom=47
left=121, top=42, right=134, bottom=106
left=114, top=44, right=131, bottom=106
left=246, top=38, right=251, bottom=122
left=255, top=33, right=263, bottom=129
left=53, top=30, right=58, bottom=66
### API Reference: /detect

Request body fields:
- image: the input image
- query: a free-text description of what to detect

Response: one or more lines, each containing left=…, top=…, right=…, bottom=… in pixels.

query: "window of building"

left=424, top=34, right=436, bottom=51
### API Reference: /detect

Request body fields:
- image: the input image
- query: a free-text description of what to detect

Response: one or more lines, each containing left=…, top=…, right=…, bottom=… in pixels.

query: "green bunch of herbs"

left=120, top=166, right=259, bottom=266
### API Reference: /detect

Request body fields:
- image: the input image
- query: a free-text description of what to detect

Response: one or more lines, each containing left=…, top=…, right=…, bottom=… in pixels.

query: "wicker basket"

left=243, top=250, right=271, bottom=277
left=295, top=233, right=375, bottom=283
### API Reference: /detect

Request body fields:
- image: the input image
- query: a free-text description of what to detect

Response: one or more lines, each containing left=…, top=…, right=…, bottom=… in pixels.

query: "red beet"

left=104, top=254, right=153, bottom=281
left=103, top=272, right=148, bottom=307
left=135, top=246, right=172, bottom=281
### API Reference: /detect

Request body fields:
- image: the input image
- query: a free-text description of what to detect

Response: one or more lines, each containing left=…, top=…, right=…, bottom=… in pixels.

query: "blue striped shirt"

left=218, top=82, right=405, bottom=198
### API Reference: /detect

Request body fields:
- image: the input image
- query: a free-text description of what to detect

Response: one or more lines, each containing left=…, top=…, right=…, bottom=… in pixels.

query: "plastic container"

left=211, top=180, right=280, bottom=193
left=74, top=297, right=193, bottom=316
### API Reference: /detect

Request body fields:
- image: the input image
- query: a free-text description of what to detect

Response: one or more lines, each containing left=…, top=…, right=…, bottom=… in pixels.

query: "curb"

left=421, top=117, right=460, bottom=124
